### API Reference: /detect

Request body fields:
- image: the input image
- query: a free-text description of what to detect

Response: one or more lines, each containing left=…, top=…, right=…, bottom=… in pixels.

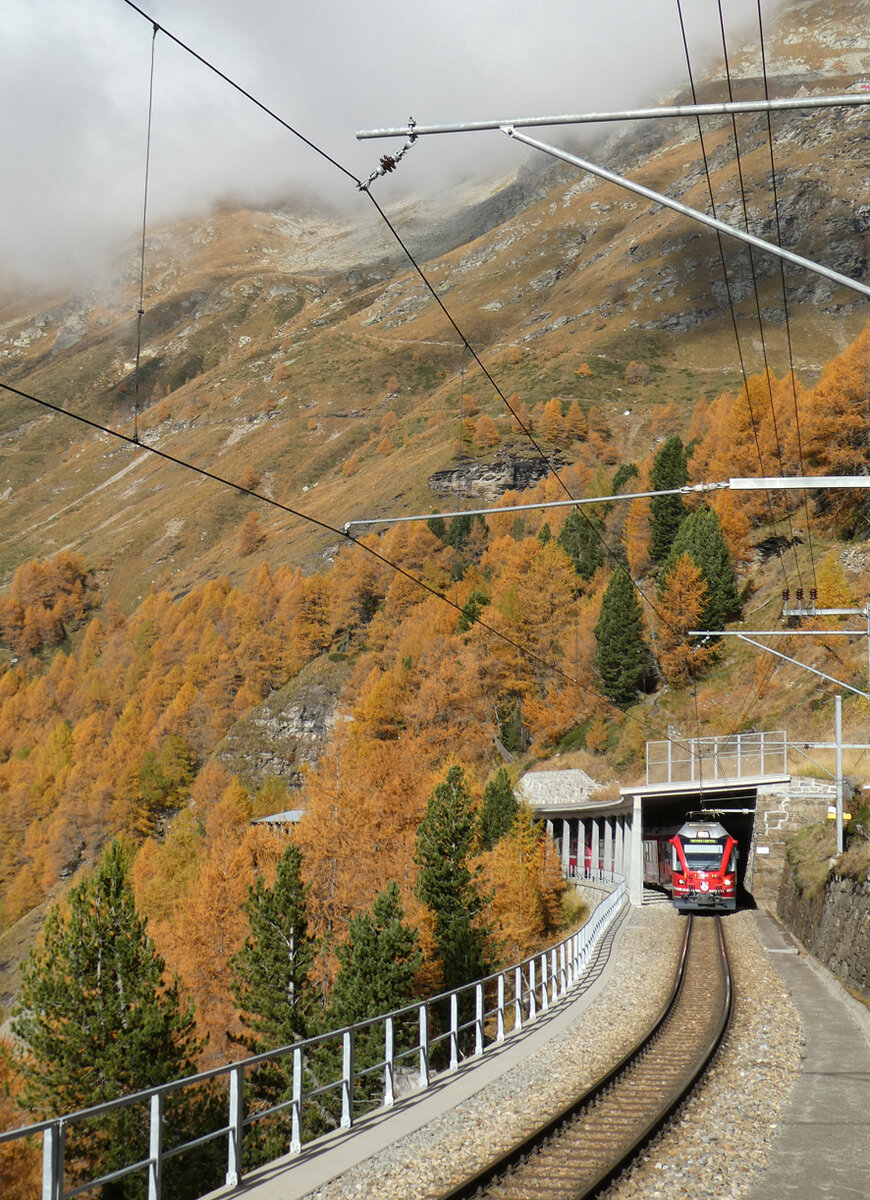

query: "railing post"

left=341, top=1030, right=354, bottom=1129
left=290, top=1047, right=303, bottom=1155
left=42, top=1121, right=64, bottom=1200
left=418, top=1004, right=430, bottom=1089
left=550, top=947, right=558, bottom=1003
left=496, top=973, right=505, bottom=1042
left=540, top=954, right=549, bottom=1013
left=559, top=941, right=567, bottom=996
left=449, top=993, right=459, bottom=1070
left=148, top=1091, right=163, bottom=1200
left=474, top=984, right=484, bottom=1056
left=226, top=1065, right=244, bottom=1187
left=528, top=959, right=536, bottom=1022
left=514, top=966, right=523, bottom=1031
left=384, top=1017, right=395, bottom=1108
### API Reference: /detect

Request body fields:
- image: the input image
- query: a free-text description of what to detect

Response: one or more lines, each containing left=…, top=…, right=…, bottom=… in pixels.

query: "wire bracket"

left=358, top=119, right=417, bottom=191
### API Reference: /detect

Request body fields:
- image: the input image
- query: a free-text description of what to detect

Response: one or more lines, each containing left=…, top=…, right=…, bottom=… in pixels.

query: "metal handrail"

left=1, top=873, right=626, bottom=1200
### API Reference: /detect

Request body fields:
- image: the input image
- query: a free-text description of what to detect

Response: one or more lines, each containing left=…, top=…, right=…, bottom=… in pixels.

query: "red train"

left=644, top=818, right=738, bottom=913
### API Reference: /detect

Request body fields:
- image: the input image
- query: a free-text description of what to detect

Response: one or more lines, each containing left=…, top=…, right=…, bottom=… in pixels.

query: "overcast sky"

left=2, top=0, right=781, bottom=287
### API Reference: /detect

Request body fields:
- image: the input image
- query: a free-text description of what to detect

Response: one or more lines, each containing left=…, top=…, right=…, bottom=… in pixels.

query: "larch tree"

left=649, top=435, right=688, bottom=562
left=594, top=569, right=656, bottom=707
left=654, top=552, right=714, bottom=683
left=11, top=840, right=209, bottom=1200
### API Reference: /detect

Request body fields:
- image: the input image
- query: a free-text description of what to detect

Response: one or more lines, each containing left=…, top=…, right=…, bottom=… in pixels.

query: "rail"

left=0, top=875, right=626, bottom=1200
left=435, top=913, right=733, bottom=1200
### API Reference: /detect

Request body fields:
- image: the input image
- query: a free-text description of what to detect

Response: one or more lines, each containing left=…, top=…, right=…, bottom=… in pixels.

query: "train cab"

left=669, top=819, right=737, bottom=913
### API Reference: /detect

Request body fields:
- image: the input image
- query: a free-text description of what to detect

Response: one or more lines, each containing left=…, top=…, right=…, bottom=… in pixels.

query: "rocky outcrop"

left=428, top=451, right=562, bottom=503
left=212, top=653, right=352, bottom=791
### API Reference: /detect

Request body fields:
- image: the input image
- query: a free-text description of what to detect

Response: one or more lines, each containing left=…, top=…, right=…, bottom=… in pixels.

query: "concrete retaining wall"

left=778, top=869, right=870, bottom=1003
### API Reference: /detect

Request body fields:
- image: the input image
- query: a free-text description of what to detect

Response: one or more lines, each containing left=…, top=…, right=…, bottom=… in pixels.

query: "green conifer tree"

left=414, top=765, right=493, bottom=995
left=231, top=842, right=316, bottom=1051
left=557, top=509, right=603, bottom=580
left=594, top=569, right=656, bottom=707
left=479, top=768, right=518, bottom=851
left=12, top=841, right=208, bottom=1200
left=231, top=842, right=320, bottom=1162
left=661, top=507, right=739, bottom=630
left=649, top=435, right=688, bottom=562
left=325, top=882, right=421, bottom=1103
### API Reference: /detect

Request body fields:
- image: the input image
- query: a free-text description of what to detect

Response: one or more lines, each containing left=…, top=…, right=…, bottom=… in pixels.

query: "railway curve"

left=436, top=914, right=732, bottom=1200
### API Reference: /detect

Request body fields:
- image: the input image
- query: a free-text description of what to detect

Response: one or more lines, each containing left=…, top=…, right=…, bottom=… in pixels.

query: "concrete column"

left=590, top=820, right=601, bottom=874
left=603, top=817, right=614, bottom=875
left=628, top=795, right=644, bottom=906
left=545, top=818, right=554, bottom=841
left=577, top=818, right=585, bottom=871
left=615, top=815, right=625, bottom=874
left=560, top=817, right=570, bottom=874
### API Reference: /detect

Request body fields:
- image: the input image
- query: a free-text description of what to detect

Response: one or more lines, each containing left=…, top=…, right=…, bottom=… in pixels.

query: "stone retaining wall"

left=778, top=869, right=870, bottom=1002
left=749, top=780, right=836, bottom=910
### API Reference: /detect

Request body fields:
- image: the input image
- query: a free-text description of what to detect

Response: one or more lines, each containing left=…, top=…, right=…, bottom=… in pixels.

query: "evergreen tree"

left=12, top=841, right=208, bottom=1200
left=326, top=882, right=421, bottom=1103
left=479, top=768, right=518, bottom=851
left=414, top=765, right=493, bottom=996
left=457, top=588, right=490, bottom=634
left=662, top=507, right=739, bottom=630
left=557, top=509, right=603, bottom=580
left=231, top=842, right=320, bottom=1162
left=594, top=569, right=656, bottom=707
left=611, top=462, right=639, bottom=495
left=231, top=842, right=316, bottom=1051
left=649, top=435, right=688, bottom=562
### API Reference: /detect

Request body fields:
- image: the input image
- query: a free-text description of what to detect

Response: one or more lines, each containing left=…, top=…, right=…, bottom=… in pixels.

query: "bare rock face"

left=212, top=653, right=352, bottom=791
left=428, top=451, right=561, bottom=503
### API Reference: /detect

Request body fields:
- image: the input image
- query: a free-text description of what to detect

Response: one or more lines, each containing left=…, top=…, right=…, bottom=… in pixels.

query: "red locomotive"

left=643, top=816, right=738, bottom=913
left=669, top=818, right=737, bottom=913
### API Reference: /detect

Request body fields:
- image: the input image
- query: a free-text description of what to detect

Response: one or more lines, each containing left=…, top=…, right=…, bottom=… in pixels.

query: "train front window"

left=683, top=842, right=725, bottom=871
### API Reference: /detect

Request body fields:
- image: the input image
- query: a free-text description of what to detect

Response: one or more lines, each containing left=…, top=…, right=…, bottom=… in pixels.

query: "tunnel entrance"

left=640, top=787, right=758, bottom=909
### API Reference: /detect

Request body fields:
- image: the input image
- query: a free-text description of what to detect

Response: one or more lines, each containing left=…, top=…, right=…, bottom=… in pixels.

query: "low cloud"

left=1, top=0, right=777, bottom=288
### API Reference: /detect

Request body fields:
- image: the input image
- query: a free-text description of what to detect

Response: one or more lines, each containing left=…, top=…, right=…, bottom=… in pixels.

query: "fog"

left=1, top=0, right=781, bottom=287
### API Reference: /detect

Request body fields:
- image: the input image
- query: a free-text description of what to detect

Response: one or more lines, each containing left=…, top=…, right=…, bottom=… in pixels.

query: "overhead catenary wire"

left=132, top=22, right=159, bottom=445
left=674, top=0, right=797, bottom=733
left=0, top=375, right=711, bottom=764
left=754, top=0, right=819, bottom=597
left=111, top=0, right=824, bottom=688
left=119, top=0, right=362, bottom=186
left=713, top=0, right=806, bottom=589
left=50, top=1, right=826, bottom=773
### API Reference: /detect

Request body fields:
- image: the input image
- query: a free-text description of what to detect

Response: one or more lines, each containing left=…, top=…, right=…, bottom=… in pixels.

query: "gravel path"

left=302, top=906, right=802, bottom=1200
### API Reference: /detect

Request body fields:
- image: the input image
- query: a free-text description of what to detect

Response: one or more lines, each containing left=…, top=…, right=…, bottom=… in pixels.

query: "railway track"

left=437, top=914, right=732, bottom=1200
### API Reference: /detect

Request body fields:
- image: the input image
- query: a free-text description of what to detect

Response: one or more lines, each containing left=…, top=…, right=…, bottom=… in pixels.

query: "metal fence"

left=0, top=876, right=626, bottom=1200
left=645, top=730, right=787, bottom=785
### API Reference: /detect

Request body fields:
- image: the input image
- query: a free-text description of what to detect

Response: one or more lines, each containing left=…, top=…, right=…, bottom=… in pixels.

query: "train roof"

left=676, top=818, right=733, bottom=840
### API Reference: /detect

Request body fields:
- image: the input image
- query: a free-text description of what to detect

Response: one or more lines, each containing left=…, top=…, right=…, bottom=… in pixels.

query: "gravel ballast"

left=303, top=904, right=803, bottom=1200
